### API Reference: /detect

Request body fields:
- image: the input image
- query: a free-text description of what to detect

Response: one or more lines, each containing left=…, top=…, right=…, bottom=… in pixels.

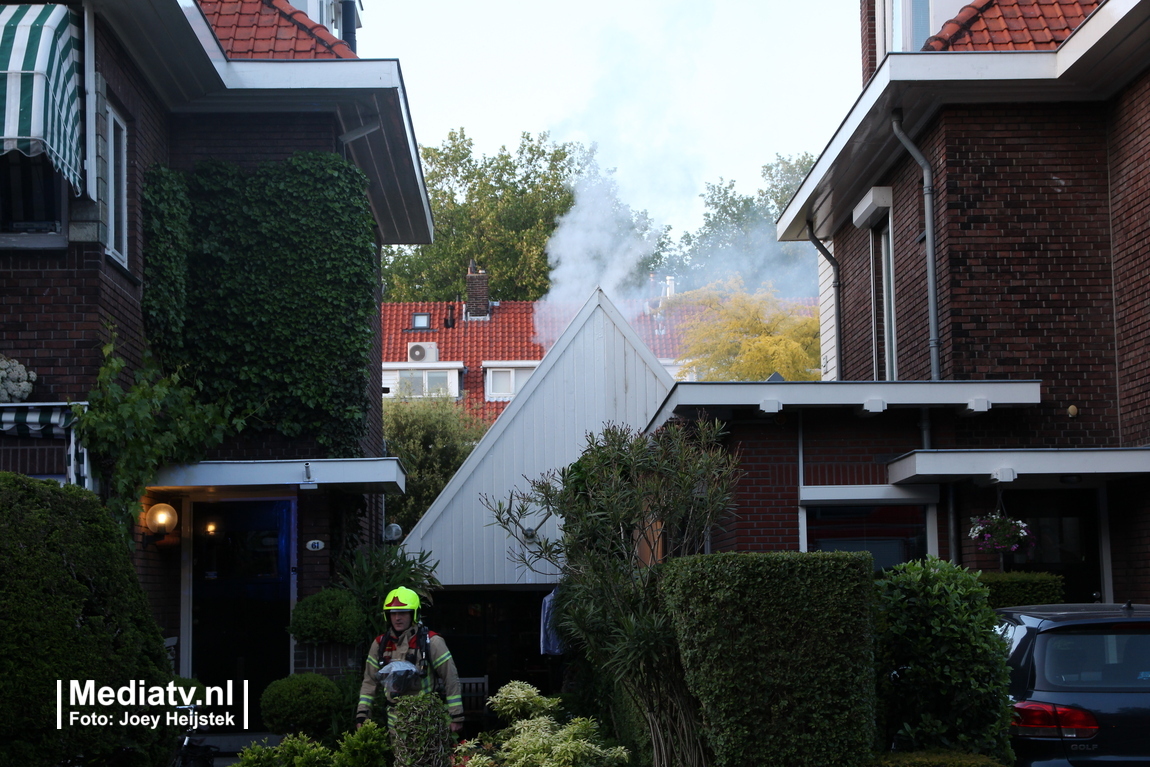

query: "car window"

left=1036, top=629, right=1150, bottom=690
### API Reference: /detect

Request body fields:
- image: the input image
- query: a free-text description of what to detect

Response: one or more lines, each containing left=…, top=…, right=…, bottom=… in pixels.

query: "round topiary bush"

left=289, top=587, right=366, bottom=646
left=261, top=673, right=342, bottom=739
left=0, top=472, right=178, bottom=767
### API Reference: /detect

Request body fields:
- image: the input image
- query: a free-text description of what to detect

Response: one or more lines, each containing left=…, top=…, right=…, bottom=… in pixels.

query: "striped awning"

left=0, top=403, right=76, bottom=439
left=1, top=4, right=81, bottom=189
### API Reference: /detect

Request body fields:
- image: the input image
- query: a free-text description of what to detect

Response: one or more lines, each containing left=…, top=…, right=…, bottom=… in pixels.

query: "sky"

left=356, top=0, right=862, bottom=238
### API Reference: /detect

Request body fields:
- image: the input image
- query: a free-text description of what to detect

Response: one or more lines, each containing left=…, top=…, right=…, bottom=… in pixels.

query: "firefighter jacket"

left=356, top=624, right=464, bottom=724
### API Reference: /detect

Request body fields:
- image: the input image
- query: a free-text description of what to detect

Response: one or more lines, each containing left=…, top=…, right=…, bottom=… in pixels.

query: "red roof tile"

left=196, top=0, right=356, bottom=60
left=381, top=300, right=693, bottom=422
left=922, top=0, right=1100, bottom=51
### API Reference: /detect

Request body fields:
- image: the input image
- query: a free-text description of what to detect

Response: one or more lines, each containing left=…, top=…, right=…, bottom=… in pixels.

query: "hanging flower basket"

left=969, top=513, right=1035, bottom=554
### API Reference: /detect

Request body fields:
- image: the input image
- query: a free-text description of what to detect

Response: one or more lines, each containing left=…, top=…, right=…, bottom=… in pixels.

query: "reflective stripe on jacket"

left=356, top=625, right=463, bottom=723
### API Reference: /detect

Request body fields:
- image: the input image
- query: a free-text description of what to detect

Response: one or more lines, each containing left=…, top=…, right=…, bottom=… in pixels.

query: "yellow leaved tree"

left=664, top=278, right=820, bottom=382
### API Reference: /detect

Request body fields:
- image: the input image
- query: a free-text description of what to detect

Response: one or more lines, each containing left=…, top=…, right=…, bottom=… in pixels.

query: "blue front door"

left=192, top=499, right=292, bottom=731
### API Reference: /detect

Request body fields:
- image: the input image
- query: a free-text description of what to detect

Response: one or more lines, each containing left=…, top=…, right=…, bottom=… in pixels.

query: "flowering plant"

left=0, top=354, right=38, bottom=403
left=968, top=513, right=1034, bottom=553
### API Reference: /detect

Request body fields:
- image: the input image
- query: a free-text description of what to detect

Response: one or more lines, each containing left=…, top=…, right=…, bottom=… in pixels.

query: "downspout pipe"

left=891, top=109, right=941, bottom=381
left=341, top=0, right=357, bottom=53
left=807, top=220, right=843, bottom=379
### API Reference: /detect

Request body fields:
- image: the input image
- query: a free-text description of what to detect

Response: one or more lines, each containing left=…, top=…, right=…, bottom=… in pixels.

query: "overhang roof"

left=150, top=457, right=406, bottom=493
left=777, top=0, right=1150, bottom=242
left=888, top=447, right=1150, bottom=484
left=646, top=379, right=1042, bottom=431
left=86, top=0, right=430, bottom=244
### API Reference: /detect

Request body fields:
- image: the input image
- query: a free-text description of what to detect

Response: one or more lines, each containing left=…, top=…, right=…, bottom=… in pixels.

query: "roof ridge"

left=922, top=0, right=998, bottom=51
left=261, top=0, right=356, bottom=58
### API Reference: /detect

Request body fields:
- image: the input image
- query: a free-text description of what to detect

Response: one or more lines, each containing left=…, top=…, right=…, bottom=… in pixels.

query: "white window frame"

left=382, top=361, right=464, bottom=399
left=798, top=485, right=939, bottom=566
left=482, top=361, right=537, bottom=402
left=105, top=105, right=127, bottom=265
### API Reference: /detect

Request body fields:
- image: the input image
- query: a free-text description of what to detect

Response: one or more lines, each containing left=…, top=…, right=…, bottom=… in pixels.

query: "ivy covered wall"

left=142, top=153, right=379, bottom=457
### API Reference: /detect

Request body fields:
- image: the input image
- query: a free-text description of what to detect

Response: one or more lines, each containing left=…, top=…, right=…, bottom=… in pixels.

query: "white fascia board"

left=481, top=360, right=539, bottom=368
left=215, top=58, right=403, bottom=92
left=177, top=0, right=228, bottom=69
left=799, top=484, right=940, bottom=505
left=888, top=448, right=1150, bottom=485
left=152, top=457, right=405, bottom=493
left=648, top=380, right=1040, bottom=429
left=382, top=361, right=465, bottom=371
left=777, top=50, right=1058, bottom=241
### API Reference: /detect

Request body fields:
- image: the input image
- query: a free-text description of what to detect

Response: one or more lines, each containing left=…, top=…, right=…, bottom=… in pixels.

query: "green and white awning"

left=0, top=403, right=75, bottom=439
left=1, top=4, right=81, bottom=189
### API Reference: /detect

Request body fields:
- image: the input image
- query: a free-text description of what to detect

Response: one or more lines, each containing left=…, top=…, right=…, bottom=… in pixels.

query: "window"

left=0, top=152, right=67, bottom=247
left=398, top=369, right=450, bottom=397
left=806, top=505, right=927, bottom=570
left=382, top=363, right=463, bottom=399
left=484, top=365, right=535, bottom=401
left=105, top=106, right=127, bottom=264
left=872, top=222, right=898, bottom=380
left=411, top=313, right=431, bottom=330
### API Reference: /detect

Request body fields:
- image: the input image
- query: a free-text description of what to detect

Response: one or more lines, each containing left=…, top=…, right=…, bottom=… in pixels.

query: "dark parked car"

left=998, top=603, right=1150, bottom=766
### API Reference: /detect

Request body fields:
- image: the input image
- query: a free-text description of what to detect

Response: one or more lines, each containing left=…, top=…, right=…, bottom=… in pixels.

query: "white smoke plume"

left=533, top=173, right=663, bottom=347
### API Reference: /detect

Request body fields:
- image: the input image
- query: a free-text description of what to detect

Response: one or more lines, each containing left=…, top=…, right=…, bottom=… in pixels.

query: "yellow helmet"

left=383, top=587, right=420, bottom=618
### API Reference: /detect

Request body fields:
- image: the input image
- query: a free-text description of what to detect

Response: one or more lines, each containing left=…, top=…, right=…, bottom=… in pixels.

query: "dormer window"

left=483, top=361, right=536, bottom=402
left=412, top=312, right=431, bottom=330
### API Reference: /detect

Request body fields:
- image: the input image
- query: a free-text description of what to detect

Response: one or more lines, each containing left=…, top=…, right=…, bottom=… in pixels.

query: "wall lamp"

left=143, top=503, right=178, bottom=546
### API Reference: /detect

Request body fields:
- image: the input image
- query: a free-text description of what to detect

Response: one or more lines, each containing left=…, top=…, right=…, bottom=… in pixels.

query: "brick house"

left=1, top=0, right=428, bottom=723
left=382, top=265, right=687, bottom=423
left=648, top=0, right=1150, bottom=604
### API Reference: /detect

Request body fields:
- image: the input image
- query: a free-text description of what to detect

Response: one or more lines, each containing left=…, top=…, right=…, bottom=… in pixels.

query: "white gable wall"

left=403, top=290, right=675, bottom=586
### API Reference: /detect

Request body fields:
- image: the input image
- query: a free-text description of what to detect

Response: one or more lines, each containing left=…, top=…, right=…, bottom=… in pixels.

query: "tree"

left=664, top=278, right=820, bottom=381
left=666, top=153, right=818, bottom=297
left=382, top=395, right=488, bottom=535
left=489, top=421, right=741, bottom=767
left=381, top=130, right=592, bottom=301
left=759, top=151, right=816, bottom=221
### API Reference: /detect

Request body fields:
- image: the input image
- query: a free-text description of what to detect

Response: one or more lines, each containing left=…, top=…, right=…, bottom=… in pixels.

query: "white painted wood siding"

left=818, top=248, right=837, bottom=381
left=403, top=290, right=675, bottom=586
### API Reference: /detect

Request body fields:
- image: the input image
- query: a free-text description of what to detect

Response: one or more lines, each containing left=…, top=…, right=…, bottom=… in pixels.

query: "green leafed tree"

left=488, top=421, right=741, bottom=767
left=382, top=395, right=488, bottom=535
left=666, top=152, right=818, bottom=298
left=381, top=130, right=593, bottom=301
left=664, top=277, right=820, bottom=381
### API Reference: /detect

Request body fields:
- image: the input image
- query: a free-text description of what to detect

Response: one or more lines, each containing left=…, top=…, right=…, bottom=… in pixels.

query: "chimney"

left=466, top=260, right=489, bottom=319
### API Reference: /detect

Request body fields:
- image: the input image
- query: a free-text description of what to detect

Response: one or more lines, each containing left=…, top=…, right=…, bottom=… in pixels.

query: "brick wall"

left=714, top=418, right=802, bottom=552
left=1108, top=67, right=1150, bottom=446
left=168, top=113, right=339, bottom=171
left=861, top=0, right=879, bottom=85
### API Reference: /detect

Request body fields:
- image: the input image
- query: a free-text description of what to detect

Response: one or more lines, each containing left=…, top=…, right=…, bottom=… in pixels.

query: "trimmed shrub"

left=391, top=693, right=451, bottom=767
left=289, top=588, right=367, bottom=646
left=661, top=551, right=877, bottom=767
left=0, top=472, right=177, bottom=767
left=234, top=724, right=392, bottom=767
left=334, top=720, right=393, bottom=767
left=978, top=571, right=1064, bottom=609
left=875, top=557, right=1013, bottom=762
left=870, top=751, right=1008, bottom=767
left=261, top=673, right=342, bottom=740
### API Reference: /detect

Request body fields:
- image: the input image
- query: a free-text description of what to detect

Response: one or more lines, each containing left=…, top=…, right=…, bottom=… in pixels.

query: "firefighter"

left=355, top=586, right=464, bottom=732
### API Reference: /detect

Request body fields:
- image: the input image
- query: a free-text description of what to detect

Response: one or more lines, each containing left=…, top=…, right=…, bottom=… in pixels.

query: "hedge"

left=875, top=558, right=1013, bottom=762
left=870, top=751, right=1008, bottom=767
left=661, top=551, right=876, bottom=767
left=260, top=673, right=342, bottom=740
left=978, top=571, right=1064, bottom=609
left=0, top=472, right=178, bottom=766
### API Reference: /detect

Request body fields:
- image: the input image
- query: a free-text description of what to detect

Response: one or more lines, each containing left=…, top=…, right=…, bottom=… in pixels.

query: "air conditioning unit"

left=407, top=342, right=438, bottom=363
